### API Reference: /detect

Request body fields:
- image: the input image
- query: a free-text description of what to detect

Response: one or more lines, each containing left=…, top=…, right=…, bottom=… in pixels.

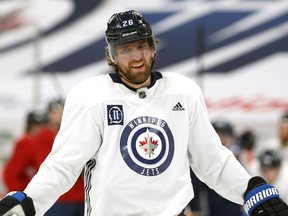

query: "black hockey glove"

left=0, top=191, right=35, bottom=216
left=243, top=176, right=288, bottom=216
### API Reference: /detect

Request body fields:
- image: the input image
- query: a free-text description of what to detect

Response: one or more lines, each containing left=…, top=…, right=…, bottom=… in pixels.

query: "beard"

left=118, top=58, right=153, bottom=85
left=120, top=69, right=150, bottom=84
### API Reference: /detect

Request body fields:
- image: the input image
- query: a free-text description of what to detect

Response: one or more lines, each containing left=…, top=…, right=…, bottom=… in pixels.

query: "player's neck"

left=120, top=75, right=151, bottom=90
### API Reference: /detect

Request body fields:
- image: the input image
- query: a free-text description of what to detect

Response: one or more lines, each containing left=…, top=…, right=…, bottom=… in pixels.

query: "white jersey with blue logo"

left=24, top=72, right=251, bottom=216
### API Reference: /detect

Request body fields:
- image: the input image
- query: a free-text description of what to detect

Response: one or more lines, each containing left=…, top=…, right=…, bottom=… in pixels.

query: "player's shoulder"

left=75, top=74, right=110, bottom=89
left=162, top=72, right=197, bottom=83
left=68, top=74, right=111, bottom=95
left=65, top=74, right=113, bottom=107
left=161, top=72, right=201, bottom=92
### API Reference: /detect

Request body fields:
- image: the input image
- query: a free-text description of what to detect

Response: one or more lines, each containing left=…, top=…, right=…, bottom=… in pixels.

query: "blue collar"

left=109, top=71, right=163, bottom=91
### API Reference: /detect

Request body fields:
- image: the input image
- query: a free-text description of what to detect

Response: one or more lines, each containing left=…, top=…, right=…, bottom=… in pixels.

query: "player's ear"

left=152, top=49, right=155, bottom=58
left=106, top=46, right=117, bottom=64
left=110, top=47, right=119, bottom=64
left=151, top=48, right=157, bottom=60
left=112, top=58, right=118, bottom=65
left=151, top=37, right=159, bottom=59
left=112, top=54, right=117, bottom=64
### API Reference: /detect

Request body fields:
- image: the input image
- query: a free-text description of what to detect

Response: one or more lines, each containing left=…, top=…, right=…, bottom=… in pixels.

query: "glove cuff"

left=6, top=191, right=27, bottom=202
left=244, top=176, right=266, bottom=197
left=244, top=183, right=279, bottom=215
left=1, top=191, right=35, bottom=216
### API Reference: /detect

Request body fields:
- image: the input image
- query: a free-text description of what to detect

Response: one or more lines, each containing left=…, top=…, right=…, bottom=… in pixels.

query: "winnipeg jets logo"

left=139, top=129, right=159, bottom=158
left=120, top=116, right=174, bottom=176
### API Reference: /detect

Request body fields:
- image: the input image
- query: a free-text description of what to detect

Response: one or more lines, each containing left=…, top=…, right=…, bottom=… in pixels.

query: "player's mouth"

left=131, top=63, right=144, bottom=70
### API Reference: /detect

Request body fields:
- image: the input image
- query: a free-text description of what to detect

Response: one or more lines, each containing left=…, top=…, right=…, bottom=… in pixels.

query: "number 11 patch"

left=107, top=105, right=124, bottom=125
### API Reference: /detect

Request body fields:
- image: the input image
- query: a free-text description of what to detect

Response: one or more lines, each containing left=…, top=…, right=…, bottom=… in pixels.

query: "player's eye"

left=118, top=47, right=131, bottom=55
left=138, top=43, right=149, bottom=50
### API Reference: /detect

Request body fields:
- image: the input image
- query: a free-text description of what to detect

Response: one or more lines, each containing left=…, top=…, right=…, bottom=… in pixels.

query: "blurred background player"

left=212, top=119, right=241, bottom=159
left=3, top=111, right=44, bottom=191
left=33, top=98, right=85, bottom=216
left=4, top=99, right=85, bottom=215
left=189, top=119, right=244, bottom=216
left=277, top=111, right=288, bottom=162
left=237, top=130, right=258, bottom=175
left=259, top=110, right=288, bottom=153
left=257, top=150, right=288, bottom=203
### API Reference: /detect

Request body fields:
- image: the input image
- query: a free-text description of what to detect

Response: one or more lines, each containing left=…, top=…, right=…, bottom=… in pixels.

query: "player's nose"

left=130, top=48, right=142, bottom=61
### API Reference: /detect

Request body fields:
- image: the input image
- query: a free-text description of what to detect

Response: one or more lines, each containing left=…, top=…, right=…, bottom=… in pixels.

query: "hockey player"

left=257, top=150, right=288, bottom=204
left=3, top=111, right=44, bottom=191
left=0, top=10, right=287, bottom=216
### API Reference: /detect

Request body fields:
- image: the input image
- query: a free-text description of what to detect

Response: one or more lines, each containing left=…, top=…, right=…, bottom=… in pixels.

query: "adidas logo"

left=172, top=102, right=185, bottom=111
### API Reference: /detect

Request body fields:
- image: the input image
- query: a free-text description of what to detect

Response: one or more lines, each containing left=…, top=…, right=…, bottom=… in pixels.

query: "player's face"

left=261, top=167, right=280, bottom=184
left=278, top=118, right=288, bottom=145
left=48, top=106, right=63, bottom=131
left=114, top=39, right=155, bottom=87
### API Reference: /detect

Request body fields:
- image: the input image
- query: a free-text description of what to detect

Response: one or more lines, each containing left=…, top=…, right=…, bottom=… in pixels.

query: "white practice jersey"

left=25, top=72, right=251, bottom=216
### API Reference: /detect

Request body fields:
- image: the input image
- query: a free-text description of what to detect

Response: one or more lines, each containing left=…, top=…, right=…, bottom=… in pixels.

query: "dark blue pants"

left=45, top=202, right=84, bottom=216
left=45, top=203, right=183, bottom=216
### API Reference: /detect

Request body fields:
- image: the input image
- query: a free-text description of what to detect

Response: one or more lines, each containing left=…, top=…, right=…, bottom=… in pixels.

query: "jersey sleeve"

left=187, top=83, right=251, bottom=205
left=24, top=87, right=102, bottom=216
